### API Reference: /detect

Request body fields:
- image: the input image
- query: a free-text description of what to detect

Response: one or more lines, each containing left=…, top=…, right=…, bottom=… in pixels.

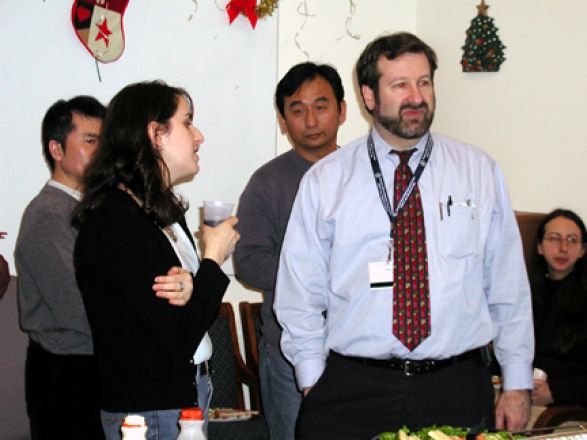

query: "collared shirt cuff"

left=501, top=362, right=533, bottom=391
left=295, top=358, right=326, bottom=391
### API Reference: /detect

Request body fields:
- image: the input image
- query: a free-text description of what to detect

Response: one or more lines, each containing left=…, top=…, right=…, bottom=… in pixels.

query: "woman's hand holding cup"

left=201, top=216, right=240, bottom=265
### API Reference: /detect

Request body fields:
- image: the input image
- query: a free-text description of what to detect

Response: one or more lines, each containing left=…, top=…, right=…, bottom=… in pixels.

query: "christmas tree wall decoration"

left=461, top=0, right=506, bottom=72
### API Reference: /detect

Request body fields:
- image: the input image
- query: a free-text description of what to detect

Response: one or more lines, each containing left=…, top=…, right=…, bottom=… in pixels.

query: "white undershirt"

left=47, top=179, right=82, bottom=201
left=162, top=223, right=212, bottom=364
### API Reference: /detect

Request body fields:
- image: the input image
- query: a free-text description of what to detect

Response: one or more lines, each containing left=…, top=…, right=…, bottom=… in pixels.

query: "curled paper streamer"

left=294, top=0, right=314, bottom=60
left=215, top=0, right=226, bottom=12
left=187, top=0, right=198, bottom=21
left=338, top=0, right=360, bottom=41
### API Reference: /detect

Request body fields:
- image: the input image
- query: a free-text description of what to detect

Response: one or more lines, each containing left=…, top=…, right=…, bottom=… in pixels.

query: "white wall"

left=277, top=0, right=585, bottom=222
left=0, top=1, right=277, bottom=307
left=0, top=1, right=273, bottom=387
left=277, top=0, right=418, bottom=151
left=418, top=0, right=587, bottom=221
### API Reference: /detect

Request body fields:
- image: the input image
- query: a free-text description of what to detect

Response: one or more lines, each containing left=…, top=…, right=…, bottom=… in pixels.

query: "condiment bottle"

left=121, top=414, right=148, bottom=439
left=177, top=408, right=207, bottom=440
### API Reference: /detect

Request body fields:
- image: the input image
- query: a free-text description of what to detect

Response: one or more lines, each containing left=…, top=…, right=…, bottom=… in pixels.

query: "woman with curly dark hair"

left=530, top=209, right=587, bottom=407
left=73, top=81, right=239, bottom=439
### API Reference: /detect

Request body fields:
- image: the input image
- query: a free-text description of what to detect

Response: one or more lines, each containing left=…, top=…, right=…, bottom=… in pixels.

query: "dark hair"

left=356, top=32, right=438, bottom=112
left=42, top=96, right=106, bottom=171
left=275, top=62, right=345, bottom=118
left=530, top=208, right=587, bottom=355
left=536, top=209, right=587, bottom=246
left=72, top=80, right=192, bottom=228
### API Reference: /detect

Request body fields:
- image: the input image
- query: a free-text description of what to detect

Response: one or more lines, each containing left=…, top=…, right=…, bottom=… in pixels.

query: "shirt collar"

left=370, top=128, right=431, bottom=166
left=47, top=179, right=82, bottom=201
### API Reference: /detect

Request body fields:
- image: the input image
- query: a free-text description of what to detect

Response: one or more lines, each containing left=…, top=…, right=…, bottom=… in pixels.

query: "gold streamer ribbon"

left=215, top=0, right=226, bottom=12
left=295, top=1, right=314, bottom=60
left=187, top=0, right=198, bottom=21
left=338, top=0, right=360, bottom=41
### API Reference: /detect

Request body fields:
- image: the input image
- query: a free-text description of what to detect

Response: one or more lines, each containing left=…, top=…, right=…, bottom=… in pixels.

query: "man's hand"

left=495, top=389, right=531, bottom=431
left=532, top=380, right=554, bottom=406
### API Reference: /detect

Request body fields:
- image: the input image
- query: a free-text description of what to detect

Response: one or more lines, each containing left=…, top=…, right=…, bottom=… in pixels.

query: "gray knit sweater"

left=15, top=184, right=93, bottom=354
left=234, top=150, right=312, bottom=352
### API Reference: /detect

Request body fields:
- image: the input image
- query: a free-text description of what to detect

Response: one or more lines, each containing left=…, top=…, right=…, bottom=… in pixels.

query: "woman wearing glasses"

left=530, top=209, right=587, bottom=407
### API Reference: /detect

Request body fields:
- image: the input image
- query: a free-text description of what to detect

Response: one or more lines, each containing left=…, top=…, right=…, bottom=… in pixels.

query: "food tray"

left=373, top=425, right=587, bottom=440
left=523, top=424, right=587, bottom=440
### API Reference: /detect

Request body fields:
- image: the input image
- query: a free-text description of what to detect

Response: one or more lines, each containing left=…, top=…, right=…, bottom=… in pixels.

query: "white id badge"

left=369, top=261, right=394, bottom=289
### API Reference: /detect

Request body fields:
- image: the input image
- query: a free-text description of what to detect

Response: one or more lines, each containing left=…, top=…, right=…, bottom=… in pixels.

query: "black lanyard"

left=367, top=132, right=433, bottom=243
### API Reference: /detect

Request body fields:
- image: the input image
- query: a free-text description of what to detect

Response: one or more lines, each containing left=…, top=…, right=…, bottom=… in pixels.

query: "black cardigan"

left=74, top=189, right=229, bottom=412
left=533, top=274, right=587, bottom=406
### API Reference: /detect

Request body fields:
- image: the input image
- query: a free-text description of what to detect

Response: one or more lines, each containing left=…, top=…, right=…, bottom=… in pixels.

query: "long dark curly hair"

left=530, top=209, right=587, bottom=355
left=72, top=80, right=192, bottom=229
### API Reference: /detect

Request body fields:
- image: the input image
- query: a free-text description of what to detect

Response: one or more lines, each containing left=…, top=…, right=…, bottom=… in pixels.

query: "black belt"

left=332, top=347, right=487, bottom=376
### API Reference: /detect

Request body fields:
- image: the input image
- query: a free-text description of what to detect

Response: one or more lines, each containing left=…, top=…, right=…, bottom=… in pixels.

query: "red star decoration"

left=95, top=18, right=112, bottom=47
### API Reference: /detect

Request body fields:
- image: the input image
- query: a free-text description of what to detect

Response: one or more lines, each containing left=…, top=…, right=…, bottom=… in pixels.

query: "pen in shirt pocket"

left=448, top=197, right=478, bottom=219
left=439, top=195, right=453, bottom=220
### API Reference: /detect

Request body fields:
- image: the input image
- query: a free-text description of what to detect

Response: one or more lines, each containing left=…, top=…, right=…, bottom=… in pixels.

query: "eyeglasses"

left=543, top=234, right=583, bottom=247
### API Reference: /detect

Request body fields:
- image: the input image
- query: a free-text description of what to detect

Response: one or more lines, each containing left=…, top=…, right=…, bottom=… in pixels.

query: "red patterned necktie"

left=392, top=149, right=431, bottom=351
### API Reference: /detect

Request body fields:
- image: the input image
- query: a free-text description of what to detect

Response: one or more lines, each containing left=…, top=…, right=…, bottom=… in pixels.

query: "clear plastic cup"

left=203, top=201, right=234, bottom=227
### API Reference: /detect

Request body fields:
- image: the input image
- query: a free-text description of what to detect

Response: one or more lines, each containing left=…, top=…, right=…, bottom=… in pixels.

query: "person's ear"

left=338, top=100, right=347, bottom=125
left=361, top=85, right=376, bottom=112
left=48, top=140, right=64, bottom=162
left=147, top=121, right=165, bottom=149
left=278, top=114, right=289, bottom=135
left=537, top=242, right=544, bottom=256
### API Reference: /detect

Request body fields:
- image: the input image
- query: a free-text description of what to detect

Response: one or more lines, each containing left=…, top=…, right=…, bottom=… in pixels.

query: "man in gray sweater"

left=234, top=62, right=346, bottom=439
left=15, top=96, right=106, bottom=439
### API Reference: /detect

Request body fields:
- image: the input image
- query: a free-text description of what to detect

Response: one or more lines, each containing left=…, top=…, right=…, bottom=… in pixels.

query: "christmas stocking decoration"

left=72, top=0, right=129, bottom=63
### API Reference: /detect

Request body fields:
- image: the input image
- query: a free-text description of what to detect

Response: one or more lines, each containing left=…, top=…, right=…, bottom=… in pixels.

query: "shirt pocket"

left=438, top=200, right=481, bottom=258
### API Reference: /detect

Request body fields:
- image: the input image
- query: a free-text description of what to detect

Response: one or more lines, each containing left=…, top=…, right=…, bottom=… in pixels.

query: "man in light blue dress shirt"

left=274, top=32, right=533, bottom=440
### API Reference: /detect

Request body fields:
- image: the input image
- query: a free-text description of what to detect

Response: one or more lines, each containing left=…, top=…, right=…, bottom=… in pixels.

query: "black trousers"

left=25, top=340, right=104, bottom=440
left=296, top=352, right=495, bottom=440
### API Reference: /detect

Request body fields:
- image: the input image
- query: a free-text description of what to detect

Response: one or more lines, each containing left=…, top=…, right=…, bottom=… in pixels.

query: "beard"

left=374, top=102, right=434, bottom=140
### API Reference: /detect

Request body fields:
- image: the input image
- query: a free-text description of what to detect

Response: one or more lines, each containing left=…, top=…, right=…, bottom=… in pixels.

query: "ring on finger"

left=179, top=281, right=185, bottom=291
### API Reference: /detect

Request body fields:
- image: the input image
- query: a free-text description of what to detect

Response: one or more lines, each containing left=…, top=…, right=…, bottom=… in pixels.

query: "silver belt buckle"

left=404, top=360, right=415, bottom=376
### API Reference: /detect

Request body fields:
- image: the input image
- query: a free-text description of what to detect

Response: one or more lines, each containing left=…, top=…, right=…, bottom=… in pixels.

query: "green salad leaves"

left=377, top=425, right=520, bottom=440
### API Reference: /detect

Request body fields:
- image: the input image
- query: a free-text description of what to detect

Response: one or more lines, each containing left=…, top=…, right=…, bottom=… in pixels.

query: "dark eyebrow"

left=287, top=100, right=303, bottom=108
left=288, top=96, right=330, bottom=108
left=314, top=97, right=330, bottom=105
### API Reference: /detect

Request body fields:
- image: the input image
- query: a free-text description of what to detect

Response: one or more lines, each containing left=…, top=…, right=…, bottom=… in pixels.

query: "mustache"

left=400, top=103, right=428, bottom=112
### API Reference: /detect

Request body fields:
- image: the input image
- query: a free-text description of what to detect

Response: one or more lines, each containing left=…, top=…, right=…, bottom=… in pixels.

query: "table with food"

left=374, top=425, right=587, bottom=440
